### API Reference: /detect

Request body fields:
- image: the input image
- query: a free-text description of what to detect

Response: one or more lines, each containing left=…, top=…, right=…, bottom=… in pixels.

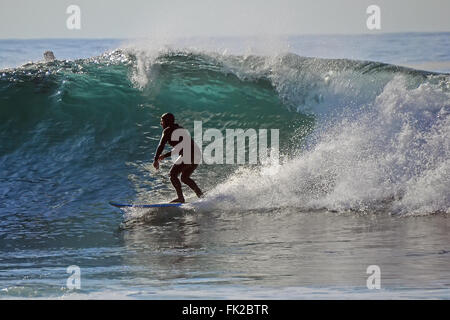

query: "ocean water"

left=0, top=33, right=449, bottom=299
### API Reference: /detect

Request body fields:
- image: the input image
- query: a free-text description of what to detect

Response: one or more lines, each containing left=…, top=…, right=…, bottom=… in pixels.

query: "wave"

left=0, top=47, right=448, bottom=215
left=206, top=76, right=449, bottom=215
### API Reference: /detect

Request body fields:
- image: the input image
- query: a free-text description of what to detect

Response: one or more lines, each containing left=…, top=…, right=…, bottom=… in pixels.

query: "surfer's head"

left=160, top=112, right=175, bottom=128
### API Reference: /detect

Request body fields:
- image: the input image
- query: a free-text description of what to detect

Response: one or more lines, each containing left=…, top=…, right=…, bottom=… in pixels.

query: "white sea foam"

left=204, top=76, right=449, bottom=215
left=36, top=285, right=450, bottom=300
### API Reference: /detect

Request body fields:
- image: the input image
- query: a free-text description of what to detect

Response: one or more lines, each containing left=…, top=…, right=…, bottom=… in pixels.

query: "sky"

left=0, top=0, right=449, bottom=39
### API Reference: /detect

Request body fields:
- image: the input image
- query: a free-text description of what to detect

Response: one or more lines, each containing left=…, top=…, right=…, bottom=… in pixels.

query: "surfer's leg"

left=180, top=164, right=203, bottom=198
left=169, top=164, right=185, bottom=202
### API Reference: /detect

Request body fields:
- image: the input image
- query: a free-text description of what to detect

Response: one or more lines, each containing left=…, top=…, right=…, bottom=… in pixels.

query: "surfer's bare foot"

left=196, top=192, right=204, bottom=198
left=170, top=198, right=185, bottom=203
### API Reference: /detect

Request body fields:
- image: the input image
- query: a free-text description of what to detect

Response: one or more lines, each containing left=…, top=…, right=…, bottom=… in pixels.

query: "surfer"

left=152, top=113, right=203, bottom=203
left=43, top=51, right=55, bottom=62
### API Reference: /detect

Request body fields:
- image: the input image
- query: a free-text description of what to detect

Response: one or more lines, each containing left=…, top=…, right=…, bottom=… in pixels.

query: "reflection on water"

left=118, top=208, right=450, bottom=294
left=1, top=206, right=448, bottom=298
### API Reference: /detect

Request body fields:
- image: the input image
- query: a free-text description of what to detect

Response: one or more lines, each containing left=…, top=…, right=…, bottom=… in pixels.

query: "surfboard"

left=109, top=201, right=184, bottom=208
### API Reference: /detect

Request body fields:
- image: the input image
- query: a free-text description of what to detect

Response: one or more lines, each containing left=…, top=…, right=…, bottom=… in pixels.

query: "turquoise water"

left=0, top=34, right=449, bottom=299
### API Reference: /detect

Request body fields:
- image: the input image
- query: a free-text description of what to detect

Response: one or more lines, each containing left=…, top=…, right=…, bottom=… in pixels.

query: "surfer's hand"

left=153, top=161, right=159, bottom=170
left=158, top=155, right=165, bottom=161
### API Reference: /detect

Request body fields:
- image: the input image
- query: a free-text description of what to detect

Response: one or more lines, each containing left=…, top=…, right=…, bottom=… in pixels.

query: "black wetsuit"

left=153, top=123, right=203, bottom=201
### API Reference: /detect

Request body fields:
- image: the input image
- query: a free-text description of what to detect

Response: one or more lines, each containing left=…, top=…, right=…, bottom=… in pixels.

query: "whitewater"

left=0, top=34, right=449, bottom=299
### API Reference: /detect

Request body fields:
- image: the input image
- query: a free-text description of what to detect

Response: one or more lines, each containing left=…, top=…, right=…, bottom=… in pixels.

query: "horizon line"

left=1, top=31, right=449, bottom=41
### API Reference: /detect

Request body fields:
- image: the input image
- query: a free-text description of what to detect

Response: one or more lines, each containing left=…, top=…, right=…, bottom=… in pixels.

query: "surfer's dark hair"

left=161, top=112, right=175, bottom=124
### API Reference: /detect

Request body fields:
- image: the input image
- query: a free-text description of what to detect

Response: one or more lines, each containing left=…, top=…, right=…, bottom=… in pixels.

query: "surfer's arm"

left=159, top=151, right=172, bottom=160
left=153, top=130, right=170, bottom=162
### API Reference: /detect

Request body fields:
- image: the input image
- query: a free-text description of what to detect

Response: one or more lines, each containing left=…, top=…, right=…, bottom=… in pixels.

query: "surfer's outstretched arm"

left=154, top=129, right=169, bottom=162
left=153, top=129, right=170, bottom=169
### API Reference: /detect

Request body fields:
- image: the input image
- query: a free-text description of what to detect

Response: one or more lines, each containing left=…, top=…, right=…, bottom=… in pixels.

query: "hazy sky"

left=0, top=0, right=449, bottom=39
